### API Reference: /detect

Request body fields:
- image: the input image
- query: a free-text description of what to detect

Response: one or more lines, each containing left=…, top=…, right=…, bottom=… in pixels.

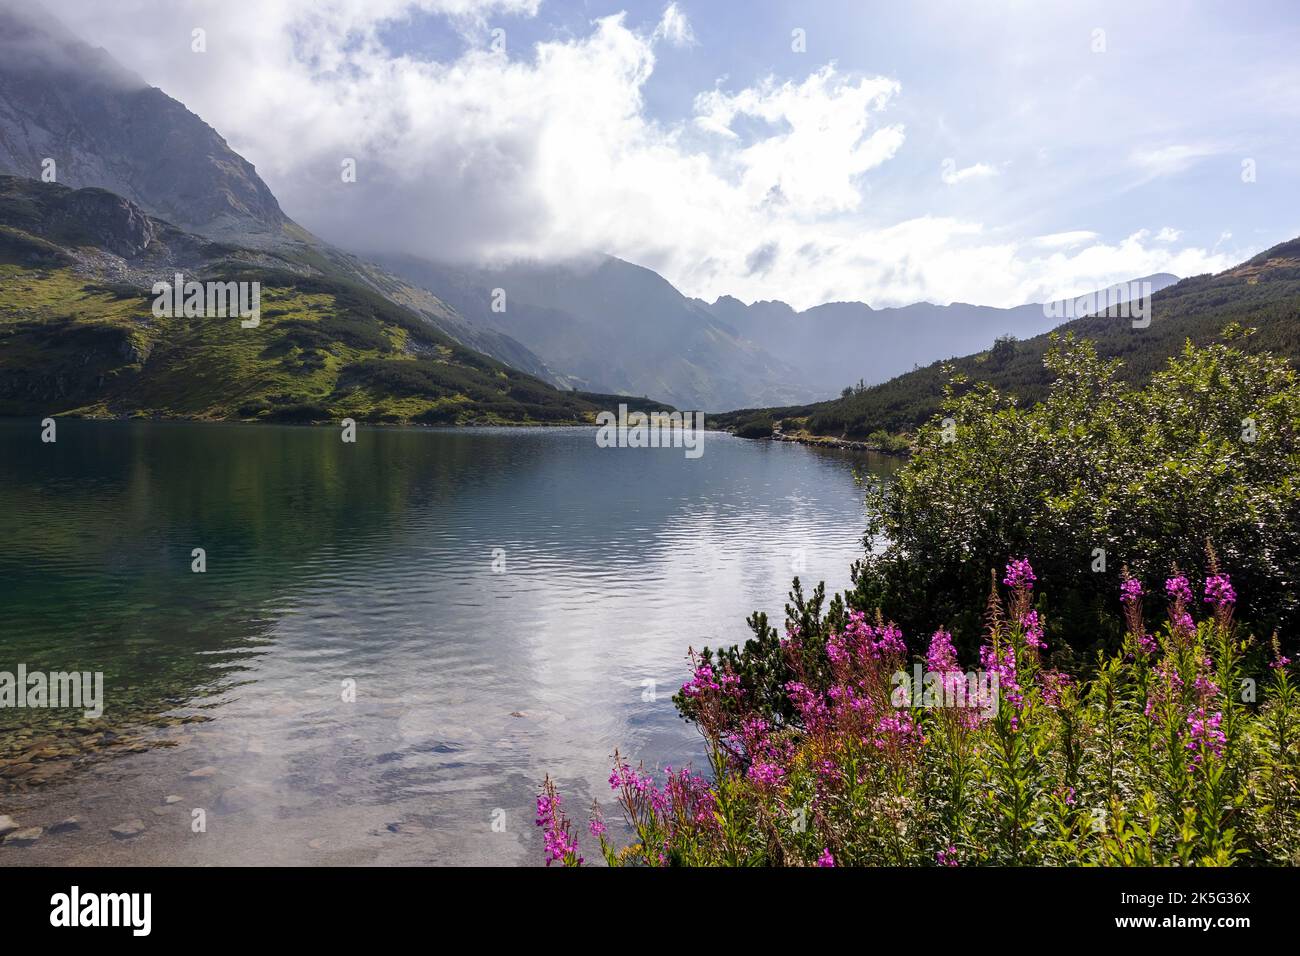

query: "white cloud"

left=694, top=67, right=904, bottom=215
left=1031, top=230, right=1100, bottom=249
left=1155, top=226, right=1182, bottom=242
left=654, top=2, right=695, bottom=48
left=1130, top=143, right=1225, bottom=178
left=38, top=0, right=1247, bottom=310
left=940, top=159, right=998, bottom=186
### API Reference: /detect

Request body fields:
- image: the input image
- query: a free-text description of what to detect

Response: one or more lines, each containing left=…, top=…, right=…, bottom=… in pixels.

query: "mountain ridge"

left=710, top=245, right=1300, bottom=440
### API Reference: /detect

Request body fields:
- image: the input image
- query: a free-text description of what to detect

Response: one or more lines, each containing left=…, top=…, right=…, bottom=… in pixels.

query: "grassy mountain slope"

left=713, top=241, right=1300, bottom=440
left=0, top=176, right=671, bottom=424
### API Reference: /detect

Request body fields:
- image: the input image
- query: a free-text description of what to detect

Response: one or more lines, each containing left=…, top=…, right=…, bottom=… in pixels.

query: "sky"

left=36, top=0, right=1300, bottom=310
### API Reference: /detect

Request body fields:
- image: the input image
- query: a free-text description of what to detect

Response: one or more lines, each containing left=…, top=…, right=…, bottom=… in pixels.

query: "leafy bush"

left=539, top=561, right=1300, bottom=866
left=858, top=332, right=1300, bottom=650
left=734, top=417, right=774, bottom=439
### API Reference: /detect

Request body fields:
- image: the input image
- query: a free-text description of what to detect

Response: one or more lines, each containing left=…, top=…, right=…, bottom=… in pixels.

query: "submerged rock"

left=48, top=817, right=82, bottom=834
left=4, top=826, right=43, bottom=846
left=110, top=819, right=146, bottom=839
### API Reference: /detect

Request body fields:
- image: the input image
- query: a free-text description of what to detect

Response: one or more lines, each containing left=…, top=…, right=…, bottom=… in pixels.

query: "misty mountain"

left=695, top=274, right=1181, bottom=395
left=0, top=2, right=567, bottom=387
left=378, top=253, right=822, bottom=412
left=0, top=3, right=285, bottom=239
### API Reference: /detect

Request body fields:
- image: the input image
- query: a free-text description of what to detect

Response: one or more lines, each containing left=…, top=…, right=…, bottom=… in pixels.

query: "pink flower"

left=1165, top=576, right=1193, bottom=605
left=747, top=760, right=785, bottom=789
left=1021, top=609, right=1047, bottom=651
left=1185, top=708, right=1226, bottom=767
left=1120, top=578, right=1143, bottom=605
left=936, top=845, right=959, bottom=867
left=1203, top=574, right=1236, bottom=609
left=816, top=848, right=836, bottom=867
left=1003, top=558, right=1036, bottom=590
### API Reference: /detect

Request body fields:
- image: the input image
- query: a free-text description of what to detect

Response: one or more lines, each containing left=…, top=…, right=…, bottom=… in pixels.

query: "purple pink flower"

left=1003, top=558, right=1036, bottom=590
left=1204, top=574, right=1236, bottom=609
left=1166, top=576, right=1193, bottom=605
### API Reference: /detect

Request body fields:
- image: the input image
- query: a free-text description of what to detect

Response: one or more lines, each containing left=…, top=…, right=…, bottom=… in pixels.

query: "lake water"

left=0, top=421, right=898, bottom=865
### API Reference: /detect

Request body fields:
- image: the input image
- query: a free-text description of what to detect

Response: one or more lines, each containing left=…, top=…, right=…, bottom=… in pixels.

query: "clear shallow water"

left=0, top=421, right=898, bottom=865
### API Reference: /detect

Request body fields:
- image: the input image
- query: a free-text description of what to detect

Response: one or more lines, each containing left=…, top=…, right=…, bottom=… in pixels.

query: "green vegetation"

left=0, top=258, right=673, bottom=427
left=714, top=239, right=1300, bottom=441
left=850, top=333, right=1300, bottom=651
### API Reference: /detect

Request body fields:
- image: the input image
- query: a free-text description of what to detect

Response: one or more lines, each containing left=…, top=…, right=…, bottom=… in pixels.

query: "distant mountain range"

left=375, top=254, right=1176, bottom=412
left=711, top=240, right=1300, bottom=440
left=695, top=275, right=1179, bottom=394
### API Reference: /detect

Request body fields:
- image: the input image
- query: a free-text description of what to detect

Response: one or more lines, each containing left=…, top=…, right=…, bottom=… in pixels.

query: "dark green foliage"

left=733, top=417, right=774, bottom=439
left=858, top=332, right=1300, bottom=651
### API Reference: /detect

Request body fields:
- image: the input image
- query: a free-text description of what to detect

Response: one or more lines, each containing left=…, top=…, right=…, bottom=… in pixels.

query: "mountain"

left=0, top=175, right=672, bottom=424
left=0, top=2, right=570, bottom=388
left=695, top=275, right=1180, bottom=395
left=711, top=244, right=1300, bottom=439
left=0, top=3, right=285, bottom=238
left=378, top=253, right=821, bottom=412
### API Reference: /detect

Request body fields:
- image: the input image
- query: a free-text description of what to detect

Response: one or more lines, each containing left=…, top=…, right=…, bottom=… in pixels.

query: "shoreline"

left=728, top=428, right=912, bottom=458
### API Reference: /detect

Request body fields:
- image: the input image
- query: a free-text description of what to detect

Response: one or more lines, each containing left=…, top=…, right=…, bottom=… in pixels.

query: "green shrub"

left=734, top=417, right=774, bottom=439
left=858, top=331, right=1300, bottom=651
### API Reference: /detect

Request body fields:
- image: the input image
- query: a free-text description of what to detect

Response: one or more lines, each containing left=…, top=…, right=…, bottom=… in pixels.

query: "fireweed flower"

left=1185, top=708, right=1226, bottom=767
left=1038, top=670, right=1073, bottom=709
left=1165, top=576, right=1193, bottom=606
left=926, top=628, right=961, bottom=675
left=680, top=662, right=720, bottom=698
left=1120, top=578, right=1143, bottom=605
left=1193, top=656, right=1220, bottom=702
left=1021, top=609, right=1047, bottom=651
left=536, top=784, right=582, bottom=866
left=980, top=643, right=1021, bottom=712
left=540, top=563, right=1288, bottom=867
left=1145, top=655, right=1185, bottom=719
left=1203, top=574, right=1236, bottom=608
left=1003, top=558, right=1036, bottom=590
left=747, top=760, right=785, bottom=789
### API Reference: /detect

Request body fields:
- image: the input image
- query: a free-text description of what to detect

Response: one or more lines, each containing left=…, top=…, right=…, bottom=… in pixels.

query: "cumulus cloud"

left=37, top=0, right=1242, bottom=309
left=693, top=66, right=904, bottom=215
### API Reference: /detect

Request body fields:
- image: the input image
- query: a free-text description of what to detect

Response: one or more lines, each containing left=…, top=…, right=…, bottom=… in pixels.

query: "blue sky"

left=42, top=0, right=1300, bottom=308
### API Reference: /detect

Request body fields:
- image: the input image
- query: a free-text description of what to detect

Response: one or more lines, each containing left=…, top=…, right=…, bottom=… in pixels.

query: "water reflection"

left=0, top=421, right=899, bottom=863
